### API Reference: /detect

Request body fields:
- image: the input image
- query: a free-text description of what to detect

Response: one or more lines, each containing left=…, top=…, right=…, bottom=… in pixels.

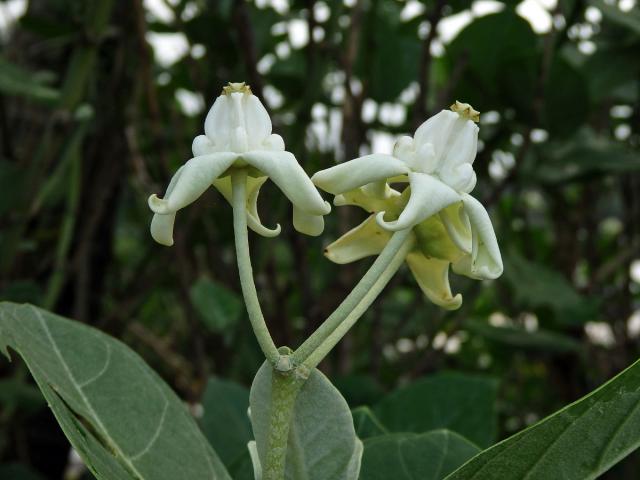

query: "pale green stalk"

left=291, top=228, right=413, bottom=365
left=263, top=368, right=306, bottom=480
left=303, top=236, right=413, bottom=369
left=231, top=170, right=281, bottom=366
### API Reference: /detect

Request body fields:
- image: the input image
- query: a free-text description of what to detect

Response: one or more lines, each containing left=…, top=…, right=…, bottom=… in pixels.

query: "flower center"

left=450, top=100, right=480, bottom=123
left=222, top=82, right=252, bottom=96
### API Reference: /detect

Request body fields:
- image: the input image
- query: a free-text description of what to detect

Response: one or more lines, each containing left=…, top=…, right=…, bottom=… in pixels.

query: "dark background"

left=0, top=0, right=639, bottom=478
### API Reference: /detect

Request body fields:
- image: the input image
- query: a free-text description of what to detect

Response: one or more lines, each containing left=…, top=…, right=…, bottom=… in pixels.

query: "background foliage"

left=0, top=0, right=638, bottom=478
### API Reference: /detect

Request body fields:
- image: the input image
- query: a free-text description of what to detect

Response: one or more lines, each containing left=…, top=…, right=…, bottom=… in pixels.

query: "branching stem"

left=291, top=228, right=413, bottom=366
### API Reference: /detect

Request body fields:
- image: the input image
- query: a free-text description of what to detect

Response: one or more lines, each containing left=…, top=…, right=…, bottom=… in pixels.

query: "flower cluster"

left=312, top=101, right=503, bottom=309
left=147, top=84, right=502, bottom=310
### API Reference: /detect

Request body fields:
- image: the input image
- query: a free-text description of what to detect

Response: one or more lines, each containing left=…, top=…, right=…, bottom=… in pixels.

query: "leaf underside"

left=0, top=302, right=230, bottom=480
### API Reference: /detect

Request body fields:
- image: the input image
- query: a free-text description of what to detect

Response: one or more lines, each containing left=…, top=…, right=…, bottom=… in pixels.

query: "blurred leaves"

left=503, top=252, right=598, bottom=326
left=374, top=372, right=499, bottom=448
left=361, top=430, right=480, bottom=480
left=466, top=321, right=581, bottom=353
left=200, top=377, right=252, bottom=470
left=190, top=277, right=243, bottom=334
left=0, top=57, right=59, bottom=104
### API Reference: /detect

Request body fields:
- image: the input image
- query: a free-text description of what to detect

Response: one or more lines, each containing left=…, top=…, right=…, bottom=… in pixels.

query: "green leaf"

left=250, top=362, right=363, bottom=480
left=445, top=11, right=539, bottom=114
left=357, top=0, right=421, bottom=102
left=0, top=302, right=231, bottom=480
left=466, top=321, right=581, bottom=353
left=503, top=251, right=597, bottom=325
left=352, top=406, right=388, bottom=439
left=200, top=377, right=252, bottom=469
left=374, top=372, right=499, bottom=448
left=445, top=356, right=640, bottom=479
left=189, top=277, right=243, bottom=333
left=0, top=56, right=60, bottom=104
left=534, top=129, right=640, bottom=184
left=361, top=430, right=481, bottom=480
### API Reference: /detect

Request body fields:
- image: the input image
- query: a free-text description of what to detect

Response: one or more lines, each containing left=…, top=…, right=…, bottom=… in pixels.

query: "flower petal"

left=406, top=253, right=462, bottom=310
left=293, top=206, right=324, bottom=236
left=334, top=183, right=401, bottom=213
left=312, top=154, right=410, bottom=195
left=149, top=165, right=185, bottom=246
left=213, top=175, right=281, bottom=237
left=452, top=193, right=503, bottom=280
left=439, top=202, right=472, bottom=254
left=148, top=152, right=238, bottom=214
left=204, top=95, right=231, bottom=147
left=244, top=94, right=272, bottom=149
left=243, top=150, right=330, bottom=216
left=324, top=215, right=392, bottom=264
left=376, top=172, right=461, bottom=231
left=150, top=213, right=176, bottom=246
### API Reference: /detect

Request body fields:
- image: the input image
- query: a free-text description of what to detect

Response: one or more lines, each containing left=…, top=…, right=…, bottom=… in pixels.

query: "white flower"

left=148, top=82, right=330, bottom=246
left=312, top=102, right=502, bottom=309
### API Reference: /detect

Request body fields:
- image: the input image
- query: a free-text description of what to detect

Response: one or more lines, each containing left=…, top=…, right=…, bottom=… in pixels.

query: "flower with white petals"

left=148, top=82, right=331, bottom=246
left=312, top=102, right=502, bottom=309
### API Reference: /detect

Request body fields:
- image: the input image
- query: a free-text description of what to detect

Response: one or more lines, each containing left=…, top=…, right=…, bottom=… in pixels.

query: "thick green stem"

left=291, top=228, right=413, bottom=365
left=264, top=368, right=306, bottom=480
left=231, top=170, right=281, bottom=366
left=303, top=237, right=413, bottom=368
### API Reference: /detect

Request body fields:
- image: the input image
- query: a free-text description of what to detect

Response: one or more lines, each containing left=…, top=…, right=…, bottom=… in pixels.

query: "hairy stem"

left=231, top=170, right=281, bottom=366
left=291, top=228, right=413, bottom=365
left=303, top=236, right=413, bottom=369
left=264, top=368, right=305, bottom=480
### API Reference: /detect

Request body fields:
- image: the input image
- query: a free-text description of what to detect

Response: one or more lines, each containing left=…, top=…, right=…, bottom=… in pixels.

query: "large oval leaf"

left=0, top=302, right=230, bottom=480
left=374, top=372, right=498, bottom=448
left=445, top=357, right=640, bottom=479
left=249, top=362, right=363, bottom=480
left=361, top=430, right=480, bottom=480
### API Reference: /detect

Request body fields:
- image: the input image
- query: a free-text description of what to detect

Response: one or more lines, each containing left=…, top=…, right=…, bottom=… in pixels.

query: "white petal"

left=414, top=110, right=458, bottom=156
left=245, top=94, right=272, bottom=148
left=213, top=175, right=281, bottom=237
left=440, top=118, right=478, bottom=169
left=324, top=215, right=393, bottom=264
left=243, top=150, right=330, bottom=216
left=452, top=193, right=503, bottom=279
left=293, top=206, right=324, bottom=236
left=376, top=172, right=461, bottom=231
left=150, top=213, right=176, bottom=246
left=312, top=154, right=410, bottom=195
left=439, top=202, right=472, bottom=254
left=406, top=253, right=462, bottom=310
left=204, top=95, right=230, bottom=147
left=262, top=133, right=285, bottom=151
left=149, top=165, right=185, bottom=246
left=148, top=152, right=237, bottom=214
left=192, top=135, right=214, bottom=156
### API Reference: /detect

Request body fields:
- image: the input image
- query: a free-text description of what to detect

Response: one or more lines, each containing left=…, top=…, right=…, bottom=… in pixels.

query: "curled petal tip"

left=443, top=294, right=463, bottom=310
left=148, top=194, right=172, bottom=214
left=375, top=211, right=405, bottom=232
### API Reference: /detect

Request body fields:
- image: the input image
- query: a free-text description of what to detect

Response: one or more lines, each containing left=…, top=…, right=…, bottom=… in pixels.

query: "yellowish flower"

left=312, top=102, right=503, bottom=309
